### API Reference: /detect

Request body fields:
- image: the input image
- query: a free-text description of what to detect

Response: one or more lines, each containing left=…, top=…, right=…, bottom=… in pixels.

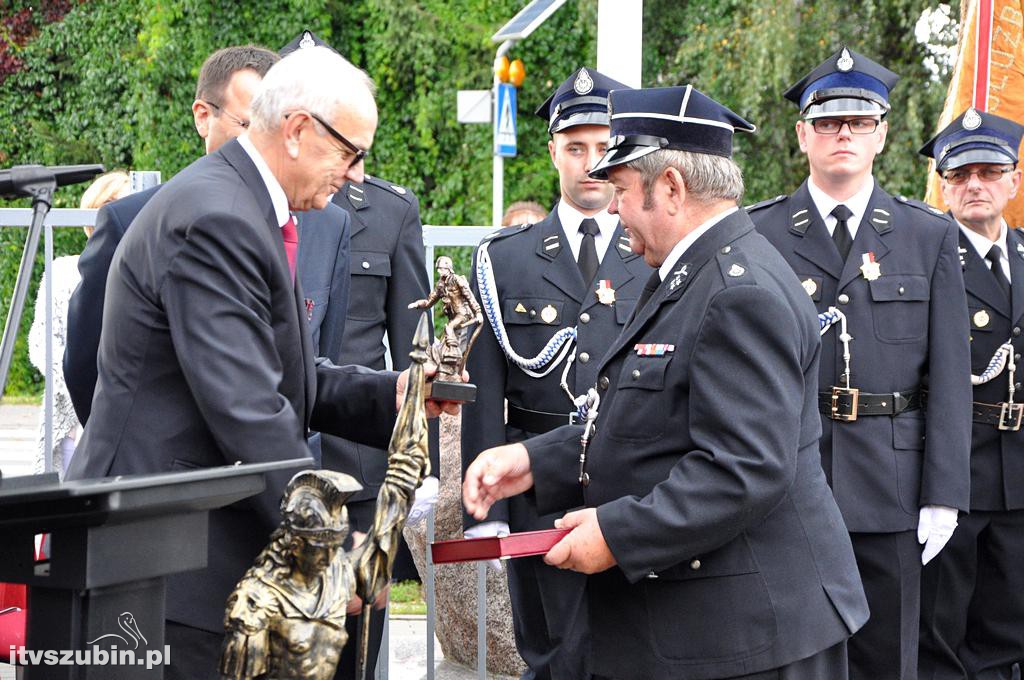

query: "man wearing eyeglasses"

left=917, top=109, right=1024, bottom=680
left=748, top=47, right=972, bottom=680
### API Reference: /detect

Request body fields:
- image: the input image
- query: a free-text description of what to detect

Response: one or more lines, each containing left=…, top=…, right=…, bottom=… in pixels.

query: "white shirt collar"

left=958, top=219, right=1010, bottom=282
left=237, top=134, right=291, bottom=228
left=659, top=206, right=739, bottom=281
left=807, top=175, right=875, bottom=240
left=557, top=200, right=618, bottom=262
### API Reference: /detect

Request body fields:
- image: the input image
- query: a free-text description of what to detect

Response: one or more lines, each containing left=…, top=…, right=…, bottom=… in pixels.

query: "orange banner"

left=925, top=0, right=1024, bottom=226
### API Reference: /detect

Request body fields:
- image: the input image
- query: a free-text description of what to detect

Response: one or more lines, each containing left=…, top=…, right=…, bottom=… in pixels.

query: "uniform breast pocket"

left=348, top=251, right=391, bottom=321
left=868, top=275, right=930, bottom=343
left=605, top=353, right=672, bottom=442
left=969, top=306, right=995, bottom=334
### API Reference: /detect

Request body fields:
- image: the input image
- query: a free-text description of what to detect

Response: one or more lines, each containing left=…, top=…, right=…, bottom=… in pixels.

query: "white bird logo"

left=86, top=611, right=147, bottom=649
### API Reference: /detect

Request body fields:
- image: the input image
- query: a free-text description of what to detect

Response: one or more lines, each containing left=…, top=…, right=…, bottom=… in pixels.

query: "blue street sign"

left=494, top=83, right=517, bottom=157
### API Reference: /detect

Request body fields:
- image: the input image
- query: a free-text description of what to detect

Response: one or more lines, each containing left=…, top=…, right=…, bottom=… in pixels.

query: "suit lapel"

left=580, top=224, right=638, bottom=313
left=962, top=230, right=1010, bottom=319
left=838, top=187, right=894, bottom=292
left=536, top=210, right=585, bottom=303
left=789, top=181, right=845, bottom=280
left=1009, top=228, right=1024, bottom=324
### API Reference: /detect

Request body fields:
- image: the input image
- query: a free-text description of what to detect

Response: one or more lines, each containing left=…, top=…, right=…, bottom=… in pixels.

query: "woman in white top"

left=28, top=171, right=129, bottom=477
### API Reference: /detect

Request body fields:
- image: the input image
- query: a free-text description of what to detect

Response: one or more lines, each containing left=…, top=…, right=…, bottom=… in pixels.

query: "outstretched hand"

left=395, top=363, right=466, bottom=417
left=462, top=443, right=534, bottom=520
left=546, top=508, right=616, bottom=574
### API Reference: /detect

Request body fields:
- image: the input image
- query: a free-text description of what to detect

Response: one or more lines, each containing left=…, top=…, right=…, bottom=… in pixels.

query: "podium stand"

left=0, top=458, right=311, bottom=679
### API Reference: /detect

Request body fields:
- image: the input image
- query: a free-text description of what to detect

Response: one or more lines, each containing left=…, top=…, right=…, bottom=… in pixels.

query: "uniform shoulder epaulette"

left=362, top=175, right=417, bottom=203
left=480, top=222, right=533, bottom=243
left=715, top=247, right=754, bottom=288
left=894, top=195, right=947, bottom=218
left=744, top=195, right=787, bottom=212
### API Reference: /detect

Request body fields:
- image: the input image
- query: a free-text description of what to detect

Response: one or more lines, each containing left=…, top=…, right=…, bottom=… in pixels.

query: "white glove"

left=463, top=520, right=510, bottom=572
left=917, top=504, right=959, bottom=565
left=406, top=476, right=439, bottom=527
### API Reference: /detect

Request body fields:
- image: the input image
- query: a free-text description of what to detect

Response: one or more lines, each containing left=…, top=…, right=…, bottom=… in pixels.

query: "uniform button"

left=361, top=261, right=370, bottom=270
left=838, top=294, right=850, bottom=304
left=898, top=286, right=905, bottom=295
left=1017, top=383, right=1022, bottom=390
left=720, top=246, right=731, bottom=254
left=1015, top=327, right=1021, bottom=337
left=631, top=369, right=640, bottom=380
left=579, top=352, right=590, bottom=364
left=529, top=309, right=536, bottom=318
left=580, top=312, right=591, bottom=324
left=690, top=559, right=701, bottom=570
left=599, top=376, right=610, bottom=390
left=1016, top=354, right=1021, bottom=361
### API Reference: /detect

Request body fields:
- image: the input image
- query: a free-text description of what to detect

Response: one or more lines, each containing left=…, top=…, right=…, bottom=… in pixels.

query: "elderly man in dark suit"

left=65, top=46, right=455, bottom=680
left=747, top=47, right=972, bottom=680
left=918, top=110, right=1024, bottom=680
left=63, top=44, right=352, bottom=428
left=464, top=85, right=869, bottom=680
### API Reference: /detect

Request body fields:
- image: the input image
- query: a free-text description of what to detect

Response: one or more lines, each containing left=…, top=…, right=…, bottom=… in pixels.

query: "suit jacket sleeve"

left=316, top=207, right=352, bottom=362
left=461, top=245, right=513, bottom=527
left=595, top=286, right=811, bottom=583
left=920, top=219, right=972, bottom=510
left=63, top=202, right=128, bottom=424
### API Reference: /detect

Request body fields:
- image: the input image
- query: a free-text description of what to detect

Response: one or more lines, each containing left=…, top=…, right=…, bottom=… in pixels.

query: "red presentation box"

left=431, top=528, right=571, bottom=564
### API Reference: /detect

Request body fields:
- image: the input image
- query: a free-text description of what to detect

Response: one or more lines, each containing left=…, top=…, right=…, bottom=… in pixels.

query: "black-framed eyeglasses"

left=287, top=111, right=369, bottom=166
left=204, top=100, right=250, bottom=130
left=942, top=166, right=1015, bottom=185
left=809, top=117, right=880, bottom=135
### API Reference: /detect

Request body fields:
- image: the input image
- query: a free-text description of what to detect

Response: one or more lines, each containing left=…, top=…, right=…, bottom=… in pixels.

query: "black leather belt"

left=818, top=387, right=922, bottom=421
left=972, top=400, right=1024, bottom=431
left=507, top=404, right=579, bottom=433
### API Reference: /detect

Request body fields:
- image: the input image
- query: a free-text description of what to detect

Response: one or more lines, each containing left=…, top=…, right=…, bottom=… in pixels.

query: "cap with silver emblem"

left=919, top=108, right=1024, bottom=172
left=535, top=67, right=630, bottom=135
left=589, top=85, right=756, bottom=179
left=279, top=29, right=339, bottom=56
left=783, top=46, right=900, bottom=120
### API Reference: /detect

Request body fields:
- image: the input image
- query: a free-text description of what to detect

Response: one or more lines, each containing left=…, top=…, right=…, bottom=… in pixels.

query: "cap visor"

left=551, top=110, right=611, bottom=134
left=940, top=147, right=1018, bottom=171
left=588, top=145, right=659, bottom=179
left=803, top=98, right=886, bottom=119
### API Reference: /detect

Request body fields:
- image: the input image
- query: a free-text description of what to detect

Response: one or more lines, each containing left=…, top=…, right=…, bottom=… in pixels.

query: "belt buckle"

left=998, top=402, right=1023, bottom=431
left=830, top=386, right=859, bottom=422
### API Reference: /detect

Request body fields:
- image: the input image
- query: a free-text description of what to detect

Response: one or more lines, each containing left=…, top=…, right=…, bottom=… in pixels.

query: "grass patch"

left=389, top=580, right=427, bottom=616
left=0, top=395, right=42, bottom=405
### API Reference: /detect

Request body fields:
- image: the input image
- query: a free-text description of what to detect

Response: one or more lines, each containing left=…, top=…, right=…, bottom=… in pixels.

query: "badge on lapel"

left=860, top=252, right=881, bottom=281
left=596, top=279, right=616, bottom=305
left=304, top=298, right=315, bottom=322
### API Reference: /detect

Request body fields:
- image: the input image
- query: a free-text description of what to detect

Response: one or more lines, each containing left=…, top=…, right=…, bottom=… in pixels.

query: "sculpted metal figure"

left=408, top=256, right=481, bottom=401
left=220, top=315, right=434, bottom=680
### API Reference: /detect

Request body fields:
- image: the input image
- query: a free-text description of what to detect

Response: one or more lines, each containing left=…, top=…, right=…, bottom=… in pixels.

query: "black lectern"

left=0, top=458, right=311, bottom=679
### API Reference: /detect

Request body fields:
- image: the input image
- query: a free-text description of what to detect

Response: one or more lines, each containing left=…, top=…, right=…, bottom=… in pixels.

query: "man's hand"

left=918, top=504, right=959, bottom=565
left=462, top=443, right=533, bottom=520
left=407, top=299, right=428, bottom=309
left=545, top=508, right=616, bottom=574
left=396, top=364, right=465, bottom=417
left=463, top=521, right=510, bottom=572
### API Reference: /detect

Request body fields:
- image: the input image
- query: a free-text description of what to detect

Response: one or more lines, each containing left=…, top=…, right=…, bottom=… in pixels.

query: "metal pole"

left=426, top=505, right=437, bottom=680
left=492, top=39, right=515, bottom=228
left=477, top=561, right=487, bottom=678
left=43, top=222, right=53, bottom=473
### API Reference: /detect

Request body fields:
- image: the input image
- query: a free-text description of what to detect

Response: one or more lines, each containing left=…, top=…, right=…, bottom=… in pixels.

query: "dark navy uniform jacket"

left=523, top=210, right=868, bottom=679
left=461, top=205, right=651, bottom=530
left=64, top=184, right=351, bottom=426
left=962, top=226, right=1024, bottom=510
left=748, top=180, right=972, bottom=532
left=329, top=177, right=433, bottom=505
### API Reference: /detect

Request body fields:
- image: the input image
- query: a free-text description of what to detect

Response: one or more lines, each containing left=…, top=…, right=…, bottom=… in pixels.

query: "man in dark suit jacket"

left=64, top=45, right=349, bottom=428
left=464, top=85, right=868, bottom=680
left=747, top=47, right=972, bottom=680
left=461, top=67, right=650, bottom=679
left=918, top=110, right=1024, bottom=679
left=65, top=47, right=450, bottom=680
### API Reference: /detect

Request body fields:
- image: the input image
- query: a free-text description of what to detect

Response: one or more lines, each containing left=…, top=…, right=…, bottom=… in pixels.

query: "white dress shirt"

left=557, top=200, right=618, bottom=263
left=959, top=219, right=1012, bottom=283
left=807, top=176, right=875, bottom=240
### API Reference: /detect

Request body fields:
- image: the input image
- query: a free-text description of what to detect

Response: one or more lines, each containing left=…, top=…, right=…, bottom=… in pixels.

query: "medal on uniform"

left=860, top=252, right=881, bottom=281
left=540, top=305, right=558, bottom=323
left=596, top=279, right=616, bottom=305
left=514, top=302, right=527, bottom=313
left=974, top=309, right=991, bottom=328
left=634, top=343, right=675, bottom=356
left=802, top=278, right=818, bottom=296
left=304, top=298, right=315, bottom=322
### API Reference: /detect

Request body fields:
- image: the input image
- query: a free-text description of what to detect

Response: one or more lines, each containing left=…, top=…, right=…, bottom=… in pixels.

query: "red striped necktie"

left=282, top=214, right=298, bottom=282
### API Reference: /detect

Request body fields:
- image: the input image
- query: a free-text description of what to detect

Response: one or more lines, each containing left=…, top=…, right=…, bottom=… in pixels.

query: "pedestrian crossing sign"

left=494, top=83, right=517, bottom=157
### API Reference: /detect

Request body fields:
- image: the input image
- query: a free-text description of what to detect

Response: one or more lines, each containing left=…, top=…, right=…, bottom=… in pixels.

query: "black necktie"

left=986, top=245, right=1011, bottom=302
left=636, top=270, right=662, bottom=310
left=577, top=218, right=600, bottom=286
left=831, top=204, right=853, bottom=261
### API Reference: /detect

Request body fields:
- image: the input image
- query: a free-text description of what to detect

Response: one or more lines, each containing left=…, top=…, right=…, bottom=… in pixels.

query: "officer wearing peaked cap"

left=918, top=109, right=1024, bottom=679
left=463, top=84, right=868, bottom=679
left=748, top=46, right=972, bottom=680
left=460, top=67, right=651, bottom=680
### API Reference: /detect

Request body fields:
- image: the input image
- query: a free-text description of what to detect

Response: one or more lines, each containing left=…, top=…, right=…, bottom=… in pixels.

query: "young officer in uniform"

left=461, top=67, right=651, bottom=679
left=464, top=84, right=869, bottom=680
left=918, top=109, right=1024, bottom=679
left=747, top=47, right=973, bottom=680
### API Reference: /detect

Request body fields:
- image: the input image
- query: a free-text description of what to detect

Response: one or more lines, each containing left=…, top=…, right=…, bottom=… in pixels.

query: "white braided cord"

left=973, top=342, right=1013, bottom=386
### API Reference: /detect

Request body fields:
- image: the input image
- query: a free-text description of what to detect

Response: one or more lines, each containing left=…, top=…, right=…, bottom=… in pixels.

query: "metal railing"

left=1, top=207, right=500, bottom=680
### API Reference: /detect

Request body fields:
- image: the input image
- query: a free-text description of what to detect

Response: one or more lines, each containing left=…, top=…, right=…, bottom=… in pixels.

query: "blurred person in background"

left=502, top=200, right=547, bottom=227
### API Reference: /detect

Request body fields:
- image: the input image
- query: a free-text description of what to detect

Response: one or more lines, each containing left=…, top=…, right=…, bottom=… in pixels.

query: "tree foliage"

left=1, top=0, right=959, bottom=394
